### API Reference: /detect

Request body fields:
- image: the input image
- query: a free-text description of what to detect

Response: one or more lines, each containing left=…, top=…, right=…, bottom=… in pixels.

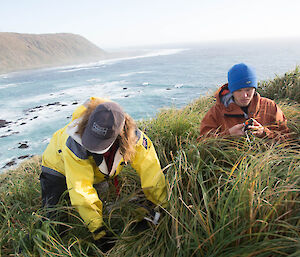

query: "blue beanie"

left=228, top=63, right=257, bottom=93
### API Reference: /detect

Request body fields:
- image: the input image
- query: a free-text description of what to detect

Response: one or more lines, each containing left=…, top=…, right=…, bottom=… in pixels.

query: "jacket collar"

left=66, top=117, right=85, bottom=146
left=67, top=118, right=123, bottom=177
left=98, top=150, right=123, bottom=176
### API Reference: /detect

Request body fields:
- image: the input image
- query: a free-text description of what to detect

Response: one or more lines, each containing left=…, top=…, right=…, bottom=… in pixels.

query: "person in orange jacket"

left=198, top=63, right=289, bottom=140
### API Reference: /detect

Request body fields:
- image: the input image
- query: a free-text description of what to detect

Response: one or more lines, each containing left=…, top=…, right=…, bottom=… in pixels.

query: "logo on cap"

left=246, top=80, right=252, bottom=84
left=92, top=122, right=108, bottom=136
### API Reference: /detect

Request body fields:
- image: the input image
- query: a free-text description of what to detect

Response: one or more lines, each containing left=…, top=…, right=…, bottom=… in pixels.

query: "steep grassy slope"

left=0, top=67, right=299, bottom=256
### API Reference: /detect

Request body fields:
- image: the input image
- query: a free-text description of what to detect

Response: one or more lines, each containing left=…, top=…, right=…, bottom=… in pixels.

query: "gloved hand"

left=93, top=229, right=107, bottom=240
left=93, top=229, right=116, bottom=253
left=131, top=206, right=162, bottom=232
left=144, top=209, right=161, bottom=225
left=134, top=207, right=150, bottom=222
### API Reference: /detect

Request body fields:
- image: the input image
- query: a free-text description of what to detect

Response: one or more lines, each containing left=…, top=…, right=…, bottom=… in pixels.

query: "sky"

left=1, top=0, right=300, bottom=49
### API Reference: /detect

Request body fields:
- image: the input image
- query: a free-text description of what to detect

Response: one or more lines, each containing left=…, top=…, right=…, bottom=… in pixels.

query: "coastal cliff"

left=0, top=32, right=107, bottom=74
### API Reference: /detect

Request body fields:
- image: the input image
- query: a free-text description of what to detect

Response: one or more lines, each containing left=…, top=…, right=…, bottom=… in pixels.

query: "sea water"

left=0, top=39, right=300, bottom=170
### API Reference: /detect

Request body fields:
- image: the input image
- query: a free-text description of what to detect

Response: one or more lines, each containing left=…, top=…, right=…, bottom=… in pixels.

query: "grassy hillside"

left=0, top=32, right=107, bottom=74
left=0, top=68, right=299, bottom=256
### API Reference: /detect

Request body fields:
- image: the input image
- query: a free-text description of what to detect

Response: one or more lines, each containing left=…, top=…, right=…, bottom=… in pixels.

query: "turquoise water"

left=0, top=39, right=300, bottom=170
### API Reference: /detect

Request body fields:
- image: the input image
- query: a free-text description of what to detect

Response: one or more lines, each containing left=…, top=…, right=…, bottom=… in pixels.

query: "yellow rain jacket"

left=42, top=97, right=167, bottom=233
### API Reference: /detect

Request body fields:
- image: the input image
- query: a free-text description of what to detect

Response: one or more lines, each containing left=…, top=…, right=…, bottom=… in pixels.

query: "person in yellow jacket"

left=40, top=97, right=167, bottom=248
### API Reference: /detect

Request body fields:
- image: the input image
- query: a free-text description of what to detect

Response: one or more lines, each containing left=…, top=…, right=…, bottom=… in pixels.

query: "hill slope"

left=0, top=32, right=107, bottom=73
left=0, top=68, right=299, bottom=256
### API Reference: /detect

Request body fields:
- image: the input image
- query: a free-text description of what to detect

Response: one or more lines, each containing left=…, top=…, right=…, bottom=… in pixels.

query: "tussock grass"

left=1, top=68, right=300, bottom=256
left=139, top=96, right=215, bottom=166
left=257, top=66, right=300, bottom=103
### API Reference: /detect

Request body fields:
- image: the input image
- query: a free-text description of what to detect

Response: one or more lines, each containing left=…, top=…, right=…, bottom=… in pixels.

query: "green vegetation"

left=1, top=67, right=299, bottom=256
left=257, top=66, right=300, bottom=104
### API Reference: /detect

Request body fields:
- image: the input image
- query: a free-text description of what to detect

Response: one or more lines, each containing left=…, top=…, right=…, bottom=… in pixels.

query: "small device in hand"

left=243, top=118, right=254, bottom=131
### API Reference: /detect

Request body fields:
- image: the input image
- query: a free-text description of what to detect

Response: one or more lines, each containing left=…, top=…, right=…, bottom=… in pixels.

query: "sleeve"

left=130, top=132, right=167, bottom=208
left=198, top=106, right=227, bottom=139
left=263, top=103, right=290, bottom=140
left=63, top=148, right=104, bottom=233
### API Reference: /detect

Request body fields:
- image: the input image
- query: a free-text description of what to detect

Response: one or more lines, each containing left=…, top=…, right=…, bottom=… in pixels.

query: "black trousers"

left=39, top=167, right=70, bottom=220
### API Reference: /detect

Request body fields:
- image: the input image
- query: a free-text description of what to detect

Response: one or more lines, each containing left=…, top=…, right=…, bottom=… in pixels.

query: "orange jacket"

left=199, top=84, right=289, bottom=139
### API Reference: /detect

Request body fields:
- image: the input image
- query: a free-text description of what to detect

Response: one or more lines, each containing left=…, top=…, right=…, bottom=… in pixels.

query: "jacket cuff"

left=88, top=217, right=104, bottom=233
left=93, top=227, right=106, bottom=240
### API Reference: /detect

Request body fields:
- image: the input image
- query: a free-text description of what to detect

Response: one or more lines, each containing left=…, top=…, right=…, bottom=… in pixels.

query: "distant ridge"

left=0, top=32, right=107, bottom=74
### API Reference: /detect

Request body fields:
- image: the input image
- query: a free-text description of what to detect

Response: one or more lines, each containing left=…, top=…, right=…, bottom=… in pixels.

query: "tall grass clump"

left=0, top=68, right=300, bottom=256
left=257, top=66, right=300, bottom=140
left=112, top=138, right=300, bottom=257
left=258, top=66, right=300, bottom=103
left=138, top=96, right=215, bottom=166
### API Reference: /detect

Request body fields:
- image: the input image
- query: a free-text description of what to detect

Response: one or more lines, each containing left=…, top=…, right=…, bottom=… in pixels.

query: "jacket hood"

left=66, top=117, right=85, bottom=146
left=215, top=83, right=235, bottom=107
left=215, top=83, right=231, bottom=104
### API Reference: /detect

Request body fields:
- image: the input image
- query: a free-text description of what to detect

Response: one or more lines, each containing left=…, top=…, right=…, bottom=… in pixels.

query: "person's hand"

left=93, top=230, right=106, bottom=240
left=248, top=119, right=265, bottom=137
left=229, top=123, right=245, bottom=136
left=131, top=206, right=162, bottom=232
left=134, top=206, right=150, bottom=221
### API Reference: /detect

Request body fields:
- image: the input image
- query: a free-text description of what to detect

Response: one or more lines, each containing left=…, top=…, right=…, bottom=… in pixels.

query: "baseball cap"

left=81, top=102, right=125, bottom=153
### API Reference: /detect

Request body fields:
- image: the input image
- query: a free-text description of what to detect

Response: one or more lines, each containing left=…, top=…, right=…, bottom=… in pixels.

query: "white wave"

left=1, top=81, right=131, bottom=141
left=42, top=137, right=51, bottom=144
left=102, top=48, right=188, bottom=65
left=58, top=66, right=100, bottom=73
left=0, top=157, right=16, bottom=170
left=0, top=83, right=19, bottom=89
left=86, top=78, right=102, bottom=82
left=175, top=83, right=184, bottom=88
left=16, top=80, right=127, bottom=109
left=0, top=47, right=187, bottom=77
left=136, top=48, right=188, bottom=58
left=142, top=82, right=149, bottom=86
left=53, top=48, right=188, bottom=74
left=62, top=80, right=127, bottom=97
left=3, top=107, right=72, bottom=137
left=17, top=91, right=63, bottom=104
left=0, top=107, right=23, bottom=120
left=119, top=71, right=152, bottom=77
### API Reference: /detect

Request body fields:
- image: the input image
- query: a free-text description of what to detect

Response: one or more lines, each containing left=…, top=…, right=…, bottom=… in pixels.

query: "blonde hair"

left=118, top=113, right=137, bottom=163
left=76, top=100, right=137, bottom=163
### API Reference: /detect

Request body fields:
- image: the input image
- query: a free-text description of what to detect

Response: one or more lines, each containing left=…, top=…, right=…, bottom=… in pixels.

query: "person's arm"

left=63, top=147, right=105, bottom=237
left=130, top=132, right=167, bottom=208
left=198, top=106, right=230, bottom=138
left=265, top=104, right=290, bottom=140
left=199, top=107, right=219, bottom=136
left=250, top=103, right=290, bottom=140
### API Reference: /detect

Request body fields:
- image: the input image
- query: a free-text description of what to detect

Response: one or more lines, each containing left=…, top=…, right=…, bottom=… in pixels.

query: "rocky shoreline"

left=0, top=100, right=80, bottom=170
left=1, top=82, right=178, bottom=170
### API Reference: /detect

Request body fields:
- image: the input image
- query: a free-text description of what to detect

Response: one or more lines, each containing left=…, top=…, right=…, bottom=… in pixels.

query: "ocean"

left=1, top=39, right=300, bottom=171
